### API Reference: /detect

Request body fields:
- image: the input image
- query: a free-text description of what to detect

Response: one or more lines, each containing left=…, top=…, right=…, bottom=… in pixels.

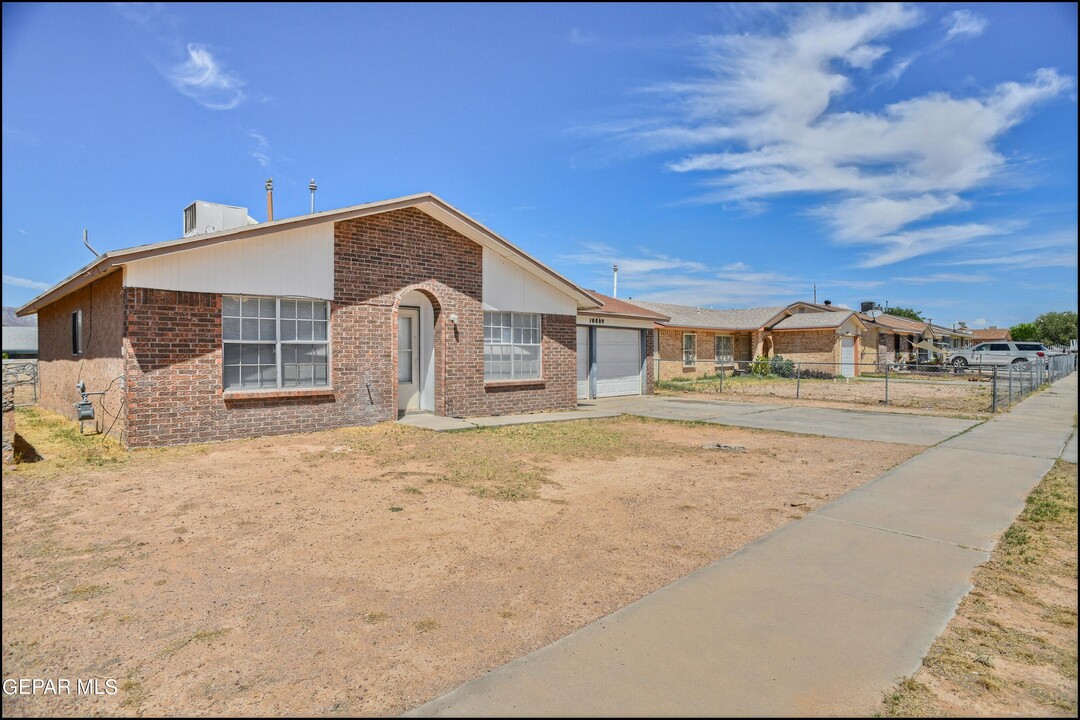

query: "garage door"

left=577, top=326, right=589, bottom=399
left=595, top=328, right=641, bottom=397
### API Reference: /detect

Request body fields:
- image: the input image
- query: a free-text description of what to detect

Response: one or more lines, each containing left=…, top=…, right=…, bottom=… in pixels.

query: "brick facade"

left=655, top=327, right=738, bottom=380
left=37, top=270, right=126, bottom=438
left=117, top=207, right=577, bottom=447
left=770, top=329, right=838, bottom=365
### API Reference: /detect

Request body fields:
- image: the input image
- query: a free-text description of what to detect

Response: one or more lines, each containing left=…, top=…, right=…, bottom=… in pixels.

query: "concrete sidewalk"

left=408, top=373, right=1078, bottom=717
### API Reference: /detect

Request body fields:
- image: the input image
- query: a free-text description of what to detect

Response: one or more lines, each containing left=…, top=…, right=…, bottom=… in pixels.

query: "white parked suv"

left=949, top=341, right=1050, bottom=368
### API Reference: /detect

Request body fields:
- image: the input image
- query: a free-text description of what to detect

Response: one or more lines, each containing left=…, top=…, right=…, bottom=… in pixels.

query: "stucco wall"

left=36, top=270, right=126, bottom=438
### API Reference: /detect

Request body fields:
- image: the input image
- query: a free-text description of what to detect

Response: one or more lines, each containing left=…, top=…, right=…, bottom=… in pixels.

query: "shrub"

left=799, top=368, right=835, bottom=380
left=769, top=355, right=796, bottom=378
left=749, top=355, right=771, bottom=376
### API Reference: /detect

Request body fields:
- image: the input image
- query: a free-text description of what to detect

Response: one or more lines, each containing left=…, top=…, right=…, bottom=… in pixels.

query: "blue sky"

left=3, top=2, right=1076, bottom=328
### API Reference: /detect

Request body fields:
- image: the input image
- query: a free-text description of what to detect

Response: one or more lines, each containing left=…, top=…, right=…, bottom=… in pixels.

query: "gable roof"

left=769, top=310, right=866, bottom=331
left=580, top=292, right=670, bottom=322
left=632, top=301, right=787, bottom=331
left=17, top=193, right=600, bottom=316
left=2, top=325, right=38, bottom=353
left=969, top=327, right=1012, bottom=342
left=872, top=313, right=930, bottom=333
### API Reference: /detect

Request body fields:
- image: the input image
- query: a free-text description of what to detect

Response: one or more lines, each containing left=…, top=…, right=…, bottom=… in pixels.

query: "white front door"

left=397, top=307, right=420, bottom=412
left=840, top=336, right=855, bottom=377
left=595, top=328, right=642, bottom=397
left=577, top=326, right=590, bottom=399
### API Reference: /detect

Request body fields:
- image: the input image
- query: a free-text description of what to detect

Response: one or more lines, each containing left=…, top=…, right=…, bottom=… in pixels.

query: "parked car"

left=949, top=341, right=1051, bottom=368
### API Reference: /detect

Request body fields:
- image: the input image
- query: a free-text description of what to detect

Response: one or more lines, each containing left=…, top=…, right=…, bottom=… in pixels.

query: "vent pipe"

left=309, top=178, right=317, bottom=214
left=82, top=228, right=99, bottom=257
left=265, top=178, right=274, bottom=222
left=612, top=264, right=619, bottom=298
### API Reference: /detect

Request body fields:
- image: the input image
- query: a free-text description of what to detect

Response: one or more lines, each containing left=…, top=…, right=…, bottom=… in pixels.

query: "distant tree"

left=1032, top=311, right=1078, bottom=347
left=885, top=307, right=922, bottom=322
left=1009, top=322, right=1039, bottom=341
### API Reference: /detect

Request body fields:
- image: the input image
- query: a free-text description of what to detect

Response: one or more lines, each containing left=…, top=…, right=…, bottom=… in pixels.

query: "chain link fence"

left=655, top=353, right=1077, bottom=414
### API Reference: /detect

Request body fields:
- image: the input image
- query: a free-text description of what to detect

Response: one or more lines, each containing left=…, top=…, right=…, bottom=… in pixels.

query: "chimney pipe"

left=265, top=178, right=274, bottom=222
left=309, top=178, right=317, bottom=214
left=612, top=264, right=619, bottom=298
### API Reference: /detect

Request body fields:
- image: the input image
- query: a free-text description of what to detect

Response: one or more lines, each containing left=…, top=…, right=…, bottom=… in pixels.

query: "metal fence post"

left=1008, top=364, right=1013, bottom=405
left=884, top=362, right=889, bottom=406
left=718, top=364, right=724, bottom=394
left=796, top=363, right=801, bottom=399
left=991, top=367, right=998, bottom=412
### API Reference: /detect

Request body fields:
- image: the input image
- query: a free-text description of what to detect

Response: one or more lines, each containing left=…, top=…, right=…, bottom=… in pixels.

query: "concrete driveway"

left=587, top=394, right=980, bottom=446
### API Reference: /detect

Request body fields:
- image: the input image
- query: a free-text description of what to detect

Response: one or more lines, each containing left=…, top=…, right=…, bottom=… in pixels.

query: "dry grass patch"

left=3, top=407, right=921, bottom=717
left=881, top=460, right=1078, bottom=717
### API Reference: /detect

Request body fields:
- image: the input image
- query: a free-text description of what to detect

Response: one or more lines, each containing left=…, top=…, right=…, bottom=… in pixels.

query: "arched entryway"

left=395, top=289, right=441, bottom=414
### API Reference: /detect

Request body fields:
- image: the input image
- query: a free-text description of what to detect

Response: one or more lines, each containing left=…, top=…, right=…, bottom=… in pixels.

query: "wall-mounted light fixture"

left=449, top=313, right=459, bottom=325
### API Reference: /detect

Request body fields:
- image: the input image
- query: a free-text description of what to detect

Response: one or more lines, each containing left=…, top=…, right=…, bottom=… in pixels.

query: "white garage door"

left=577, top=326, right=589, bottom=400
left=595, top=328, right=641, bottom=397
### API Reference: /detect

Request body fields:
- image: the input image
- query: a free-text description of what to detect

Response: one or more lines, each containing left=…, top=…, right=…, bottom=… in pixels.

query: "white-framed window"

left=222, top=295, right=330, bottom=391
left=715, top=335, right=733, bottom=365
left=71, top=309, right=83, bottom=356
left=683, top=333, right=696, bottom=366
left=484, top=311, right=541, bottom=381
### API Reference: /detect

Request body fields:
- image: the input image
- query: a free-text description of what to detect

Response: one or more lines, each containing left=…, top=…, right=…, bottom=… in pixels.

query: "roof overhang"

left=18, top=193, right=600, bottom=316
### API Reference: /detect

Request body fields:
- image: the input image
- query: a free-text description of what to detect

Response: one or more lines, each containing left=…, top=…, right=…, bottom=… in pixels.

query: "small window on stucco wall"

left=71, top=309, right=83, bottom=356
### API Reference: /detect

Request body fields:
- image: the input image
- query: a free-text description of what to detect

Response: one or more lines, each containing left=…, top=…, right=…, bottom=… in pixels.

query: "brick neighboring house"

left=631, top=302, right=786, bottom=381
left=635, top=300, right=870, bottom=378
left=18, top=194, right=601, bottom=447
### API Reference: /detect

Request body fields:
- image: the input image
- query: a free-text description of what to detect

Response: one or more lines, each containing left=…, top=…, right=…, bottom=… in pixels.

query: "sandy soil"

left=660, top=376, right=992, bottom=415
left=3, top=414, right=920, bottom=717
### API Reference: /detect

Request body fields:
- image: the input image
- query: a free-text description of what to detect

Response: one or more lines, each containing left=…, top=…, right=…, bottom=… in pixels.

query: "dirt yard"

left=881, top=460, right=1078, bottom=716
left=3, top=408, right=920, bottom=717
left=658, top=375, right=992, bottom=416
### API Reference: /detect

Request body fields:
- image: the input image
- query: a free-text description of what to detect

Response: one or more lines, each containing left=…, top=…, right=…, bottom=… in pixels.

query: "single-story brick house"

left=17, top=193, right=606, bottom=447
left=635, top=300, right=870, bottom=378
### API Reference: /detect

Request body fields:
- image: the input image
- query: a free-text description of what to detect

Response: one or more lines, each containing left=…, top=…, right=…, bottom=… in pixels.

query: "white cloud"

left=167, top=43, right=245, bottom=110
left=249, top=131, right=271, bottom=167
left=606, top=6, right=1073, bottom=267
left=3, top=274, right=52, bottom=291
left=943, top=10, right=987, bottom=41
left=857, top=223, right=1019, bottom=268
left=561, top=245, right=880, bottom=309
left=894, top=272, right=993, bottom=285
left=568, top=27, right=599, bottom=46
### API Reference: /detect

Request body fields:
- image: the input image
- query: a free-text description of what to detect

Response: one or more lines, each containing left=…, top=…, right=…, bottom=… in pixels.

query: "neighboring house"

left=870, top=313, right=934, bottom=364
left=768, top=309, right=867, bottom=376
left=2, top=326, right=38, bottom=359
left=17, top=193, right=602, bottom=447
left=636, top=300, right=870, bottom=378
left=575, top=292, right=669, bottom=400
left=969, top=326, right=1013, bottom=343
left=632, top=302, right=786, bottom=380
